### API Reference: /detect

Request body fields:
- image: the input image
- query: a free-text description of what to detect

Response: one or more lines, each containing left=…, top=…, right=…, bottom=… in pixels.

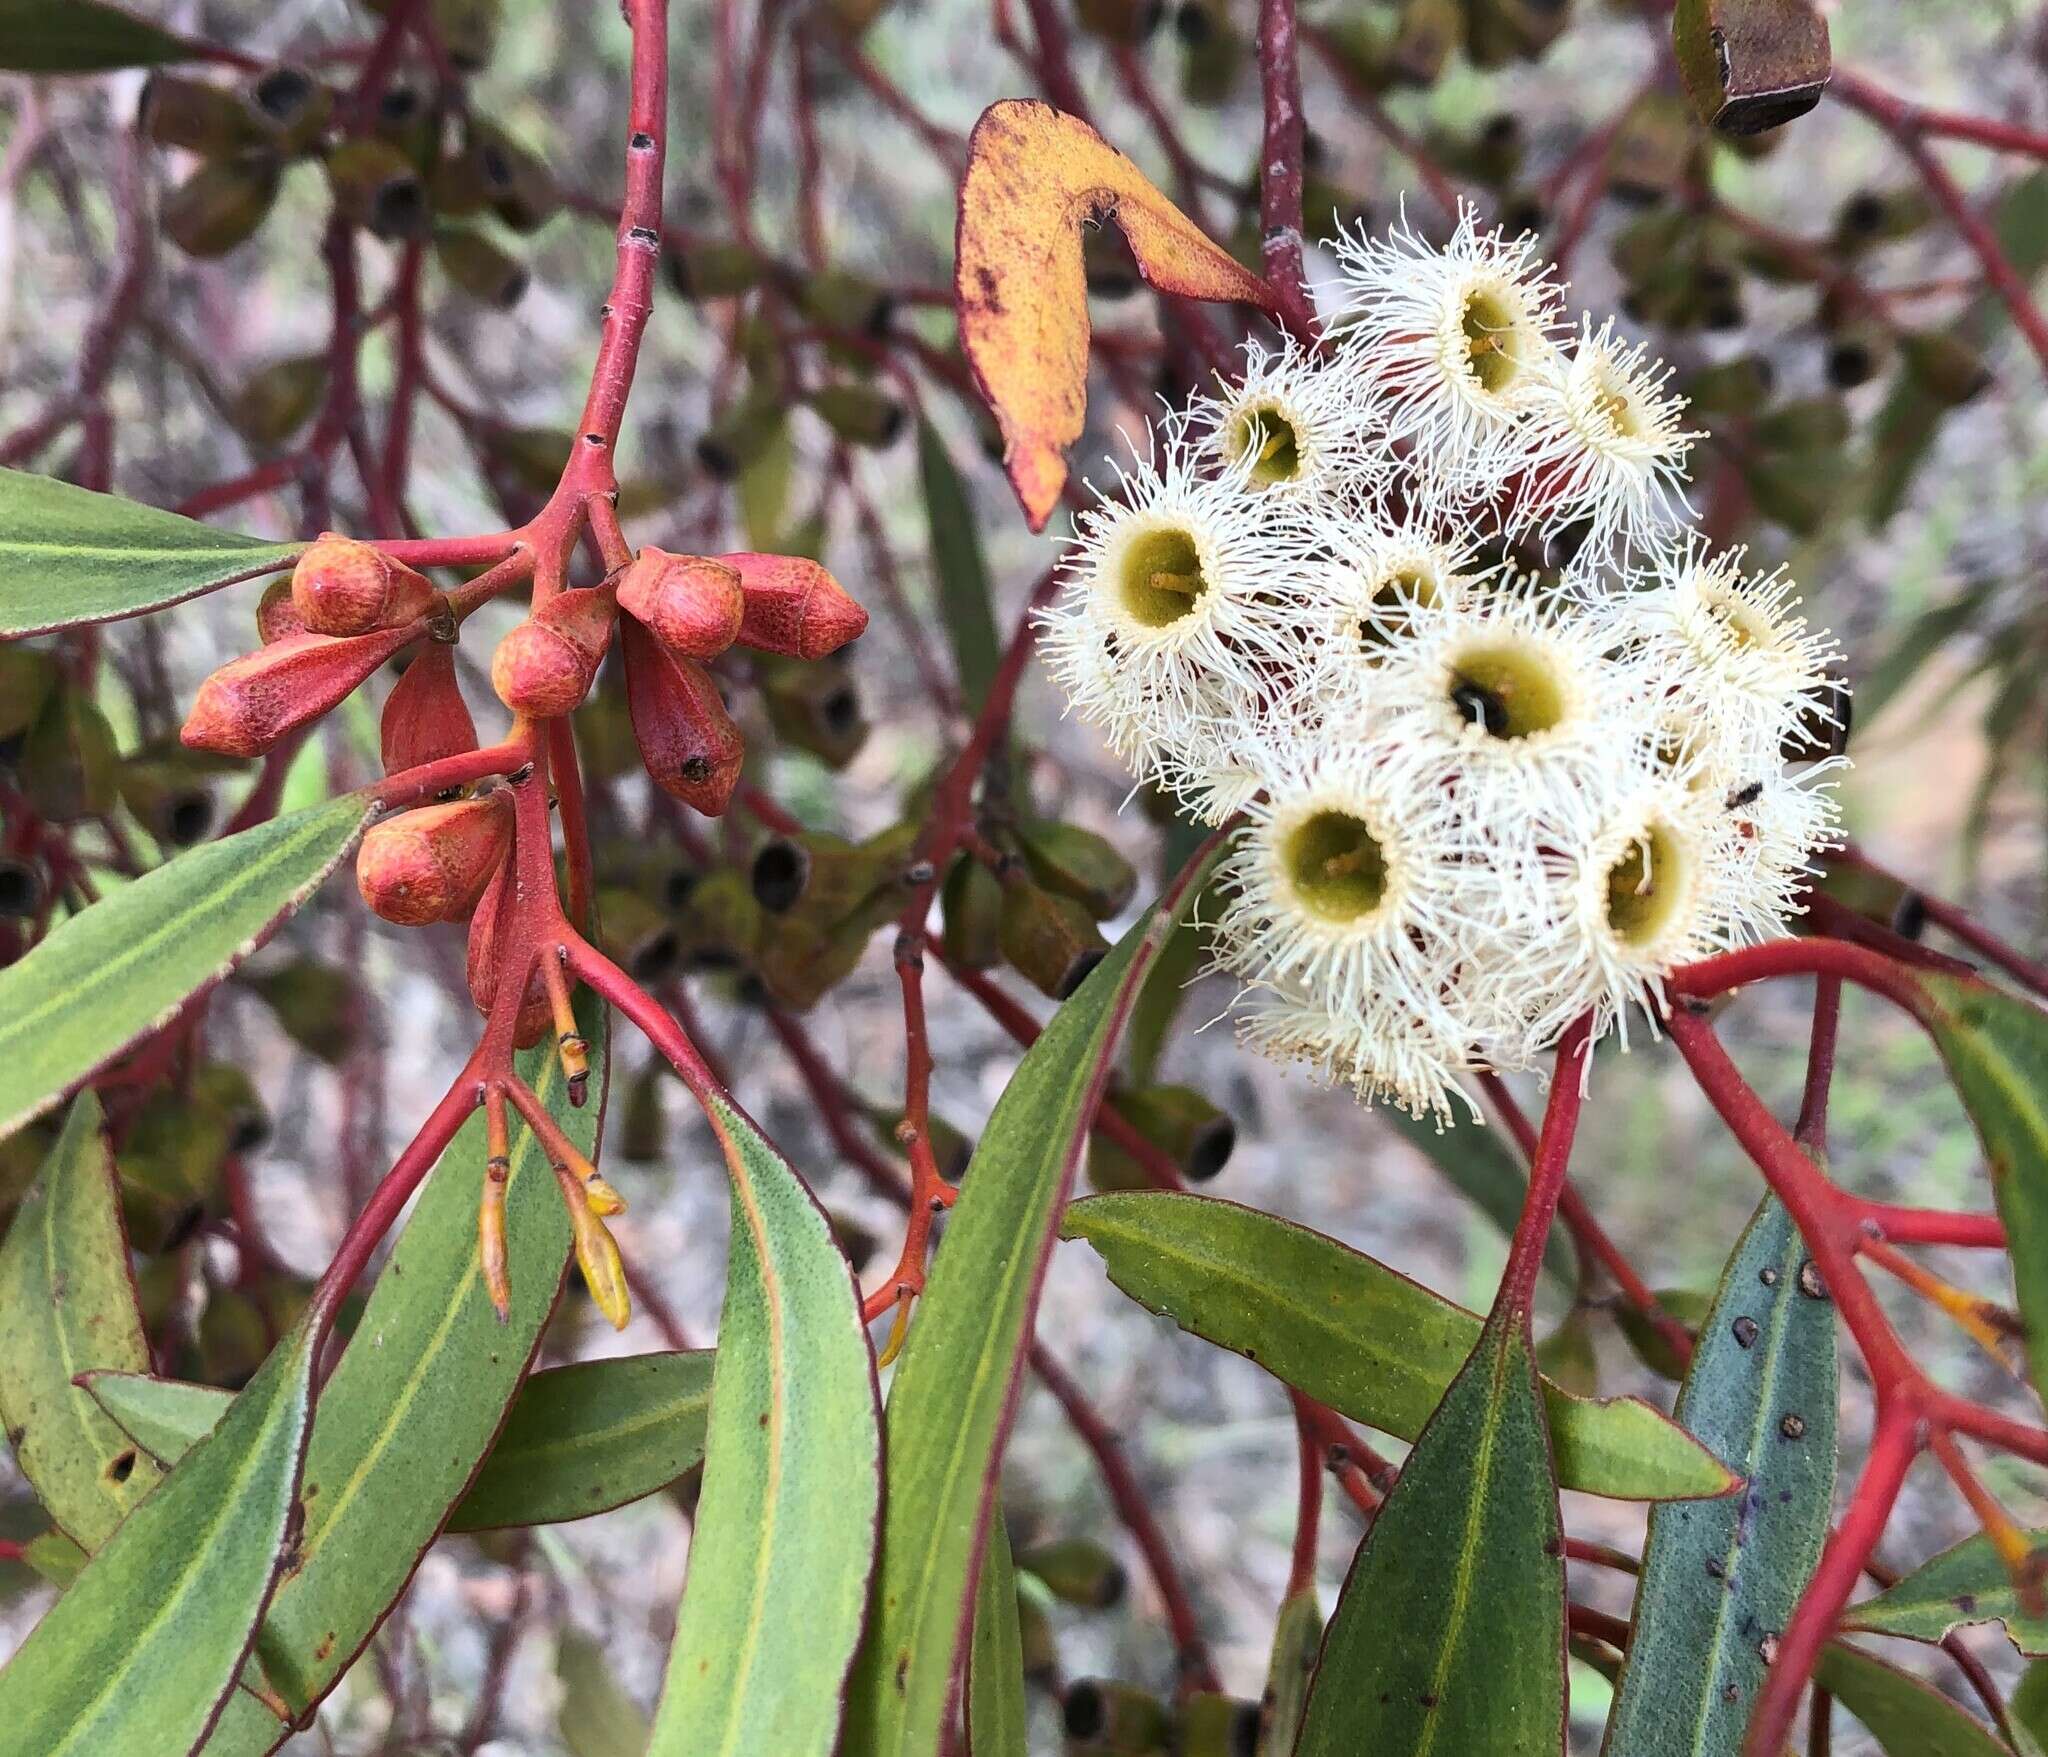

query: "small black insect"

left=1725, top=779, right=1763, bottom=810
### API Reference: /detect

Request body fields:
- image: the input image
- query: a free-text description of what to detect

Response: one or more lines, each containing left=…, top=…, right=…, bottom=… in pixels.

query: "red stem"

left=1254, top=0, right=1320, bottom=341
left=1493, top=1017, right=1593, bottom=1324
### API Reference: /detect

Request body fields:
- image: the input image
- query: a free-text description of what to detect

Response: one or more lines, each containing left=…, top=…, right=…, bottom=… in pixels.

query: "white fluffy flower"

left=1234, top=975, right=1475, bottom=1126
left=1194, top=336, right=1386, bottom=501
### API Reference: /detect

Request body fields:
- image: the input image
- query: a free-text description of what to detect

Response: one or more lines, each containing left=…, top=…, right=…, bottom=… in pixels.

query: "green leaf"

left=648, top=1096, right=880, bottom=1757
left=1379, top=1106, right=1579, bottom=1288
left=0, top=1319, right=316, bottom=1756
left=1844, top=1528, right=2048, bottom=1657
left=1256, top=1588, right=1320, bottom=1757
left=0, top=1093, right=164, bottom=1550
left=1064, top=1192, right=1734, bottom=1501
left=1814, top=1644, right=2015, bottom=1757
left=1902, top=975, right=2048, bottom=1407
left=1296, top=1313, right=1566, bottom=1757
left=559, top=1630, right=651, bottom=1757
left=2016, top=1658, right=2048, bottom=1750
left=196, top=996, right=605, bottom=1754
left=0, top=793, right=370, bottom=1139
left=1602, top=1197, right=1839, bottom=1755
left=0, top=470, right=298, bottom=636
left=80, top=1348, right=715, bottom=1534
left=0, top=0, right=209, bottom=71
left=842, top=865, right=1221, bottom=1757
left=966, top=1509, right=1028, bottom=1757
left=917, top=420, right=1001, bottom=705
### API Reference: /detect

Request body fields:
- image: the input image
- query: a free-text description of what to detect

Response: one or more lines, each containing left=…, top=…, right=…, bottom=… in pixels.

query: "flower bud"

left=621, top=620, right=745, bottom=814
left=723, top=553, right=868, bottom=659
left=433, top=224, right=530, bottom=308
left=323, top=136, right=429, bottom=239
left=356, top=792, right=512, bottom=926
left=380, top=645, right=478, bottom=776
left=162, top=154, right=282, bottom=258
left=616, top=548, right=745, bottom=659
left=1000, top=880, right=1110, bottom=1000
left=467, top=858, right=552, bottom=1047
left=182, top=625, right=414, bottom=758
left=293, top=534, right=435, bottom=635
left=254, top=577, right=306, bottom=644
left=490, top=589, right=616, bottom=719
left=1015, top=820, right=1138, bottom=920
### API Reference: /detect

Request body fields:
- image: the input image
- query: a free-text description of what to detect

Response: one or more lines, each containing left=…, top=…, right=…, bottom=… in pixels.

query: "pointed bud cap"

left=616, top=548, right=745, bottom=659
left=292, top=534, right=434, bottom=635
left=380, top=645, right=479, bottom=776
left=621, top=621, right=745, bottom=815
left=182, top=626, right=413, bottom=758
left=722, top=553, right=869, bottom=660
left=356, top=792, right=512, bottom=926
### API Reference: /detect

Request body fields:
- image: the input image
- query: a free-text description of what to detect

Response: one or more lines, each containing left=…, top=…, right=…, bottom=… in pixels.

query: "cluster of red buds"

left=179, top=532, right=868, bottom=1322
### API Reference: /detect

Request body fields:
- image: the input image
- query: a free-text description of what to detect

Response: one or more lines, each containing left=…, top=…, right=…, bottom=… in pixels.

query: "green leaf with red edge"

left=966, top=1505, right=1028, bottom=1757
left=1296, top=1311, right=1567, bottom=1757
left=1062, top=1191, right=1735, bottom=1500
left=1842, top=1528, right=2048, bottom=1657
left=1602, top=1196, right=1839, bottom=1755
left=1814, top=1643, right=2016, bottom=1757
left=0, top=1092, right=164, bottom=1551
left=0, top=469, right=298, bottom=636
left=194, top=994, right=606, bottom=1756
left=841, top=851, right=1225, bottom=1757
left=647, top=1096, right=879, bottom=1757
left=1896, top=973, right=2048, bottom=1406
left=0, top=1316, right=317, bottom=1757
left=0, top=792, right=372, bottom=1140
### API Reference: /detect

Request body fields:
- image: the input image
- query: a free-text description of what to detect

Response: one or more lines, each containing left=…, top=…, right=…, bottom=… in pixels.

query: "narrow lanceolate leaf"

left=1256, top=1588, right=1320, bottom=1757
left=1899, top=974, right=2048, bottom=1408
left=559, top=1630, right=652, bottom=1757
left=844, top=864, right=1221, bottom=1757
left=0, top=469, right=298, bottom=635
left=917, top=419, right=1002, bottom=706
left=0, top=0, right=211, bottom=70
left=0, top=793, right=371, bottom=1138
left=955, top=101, right=1278, bottom=529
left=648, top=1096, right=880, bottom=1757
left=1813, top=1643, right=2015, bottom=1757
left=197, top=998, right=606, bottom=1756
left=1843, top=1528, right=2048, bottom=1656
left=966, top=1509, right=1028, bottom=1757
left=1296, top=1313, right=1566, bottom=1757
left=1602, top=1197, right=1838, bottom=1755
left=1065, top=1193, right=1734, bottom=1501
left=0, top=1320, right=316, bottom=1757
left=82, top=1348, right=715, bottom=1534
left=0, top=1093, right=163, bottom=1550
left=1378, top=1106, right=1579, bottom=1288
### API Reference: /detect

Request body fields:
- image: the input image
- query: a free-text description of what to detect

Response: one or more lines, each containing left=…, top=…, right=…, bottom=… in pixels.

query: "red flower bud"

left=721, top=553, right=868, bottom=660
left=292, top=533, right=435, bottom=635
left=489, top=587, right=617, bottom=718
left=615, top=547, right=745, bottom=659
left=467, top=856, right=551, bottom=1047
left=256, top=576, right=307, bottom=644
left=181, top=625, right=414, bottom=758
left=355, top=791, right=511, bottom=926
left=621, top=619, right=744, bottom=815
left=380, top=645, right=478, bottom=776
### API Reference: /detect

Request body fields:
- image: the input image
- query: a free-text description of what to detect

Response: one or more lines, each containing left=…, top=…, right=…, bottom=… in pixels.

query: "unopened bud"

left=1016, top=820, right=1138, bottom=919
left=293, top=534, right=434, bottom=635
left=434, top=224, right=530, bottom=308
left=356, top=793, right=511, bottom=926
left=254, top=576, right=306, bottom=644
left=620, top=621, right=745, bottom=814
left=183, top=625, right=413, bottom=758
left=1000, top=881, right=1110, bottom=1001
left=163, top=154, right=282, bottom=258
left=941, top=854, right=1004, bottom=970
left=562, top=1174, right=631, bottom=1330
left=324, top=137, right=429, bottom=239
left=723, top=553, right=869, bottom=659
left=491, top=588, right=616, bottom=718
left=467, top=859, right=552, bottom=1047
left=616, top=548, right=745, bottom=659
left=380, top=645, right=479, bottom=776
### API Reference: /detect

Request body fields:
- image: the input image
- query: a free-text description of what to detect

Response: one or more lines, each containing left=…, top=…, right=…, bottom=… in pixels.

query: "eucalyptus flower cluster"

left=1040, top=207, right=1847, bottom=1123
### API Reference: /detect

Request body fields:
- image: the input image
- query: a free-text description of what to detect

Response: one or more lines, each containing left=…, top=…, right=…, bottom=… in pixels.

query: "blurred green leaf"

left=967, top=1506, right=1028, bottom=1757
left=1858, top=578, right=2001, bottom=723
left=1066, top=1191, right=1734, bottom=1500
left=1257, top=1587, right=1320, bottom=1757
left=0, top=0, right=210, bottom=71
left=1845, top=1528, right=2048, bottom=1657
left=1603, top=1197, right=1838, bottom=1752
left=918, top=419, right=1001, bottom=705
left=0, top=1093, right=163, bottom=1551
left=1814, top=1644, right=2013, bottom=1757
left=0, top=793, right=371, bottom=1138
left=559, top=1630, right=650, bottom=1757
left=1379, top=1106, right=1578, bottom=1287
left=649, top=1097, right=879, bottom=1757
left=1296, top=1313, right=1565, bottom=1756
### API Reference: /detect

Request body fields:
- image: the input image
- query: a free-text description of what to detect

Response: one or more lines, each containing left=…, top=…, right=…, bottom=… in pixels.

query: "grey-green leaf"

left=0, top=1092, right=163, bottom=1550
left=0, top=1320, right=316, bottom=1756
left=1602, top=1196, right=1839, bottom=1755
left=967, top=1508, right=1028, bottom=1757
left=1814, top=1643, right=2015, bottom=1757
left=1844, top=1528, right=2048, bottom=1657
left=648, top=1096, right=880, bottom=1757
left=917, top=420, right=1001, bottom=704
left=0, top=793, right=371, bottom=1138
left=1296, top=1314, right=1567, bottom=1757
left=0, top=469, right=297, bottom=636
left=1064, top=1191, right=1735, bottom=1501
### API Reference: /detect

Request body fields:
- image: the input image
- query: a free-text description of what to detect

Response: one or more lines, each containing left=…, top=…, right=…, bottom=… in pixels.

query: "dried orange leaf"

left=956, top=99, right=1280, bottom=530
